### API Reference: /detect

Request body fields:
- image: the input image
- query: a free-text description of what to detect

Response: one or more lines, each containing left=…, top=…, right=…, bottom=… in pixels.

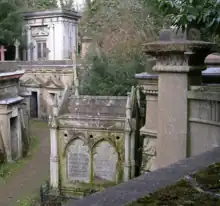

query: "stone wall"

left=0, top=60, right=74, bottom=72
left=188, top=85, right=220, bottom=156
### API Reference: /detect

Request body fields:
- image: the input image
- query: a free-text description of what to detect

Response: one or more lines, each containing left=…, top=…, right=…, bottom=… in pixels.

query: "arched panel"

left=66, top=138, right=90, bottom=183
left=93, top=141, right=118, bottom=182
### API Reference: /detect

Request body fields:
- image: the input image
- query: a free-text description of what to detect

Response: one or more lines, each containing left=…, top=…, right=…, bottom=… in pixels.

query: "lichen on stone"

left=128, top=162, right=220, bottom=206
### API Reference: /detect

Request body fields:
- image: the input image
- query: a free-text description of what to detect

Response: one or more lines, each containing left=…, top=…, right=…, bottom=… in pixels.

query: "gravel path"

left=0, top=120, right=50, bottom=206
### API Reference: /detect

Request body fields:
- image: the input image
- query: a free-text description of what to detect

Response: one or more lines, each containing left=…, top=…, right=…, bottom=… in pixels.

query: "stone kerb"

left=144, top=39, right=217, bottom=169
left=65, top=147, right=220, bottom=206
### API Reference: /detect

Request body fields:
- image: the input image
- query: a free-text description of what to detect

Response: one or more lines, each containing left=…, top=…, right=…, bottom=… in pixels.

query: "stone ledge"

left=144, top=41, right=217, bottom=54
left=65, top=147, right=220, bottom=206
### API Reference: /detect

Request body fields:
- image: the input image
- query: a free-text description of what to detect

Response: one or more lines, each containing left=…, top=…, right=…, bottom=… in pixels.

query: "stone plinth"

left=144, top=40, right=217, bottom=169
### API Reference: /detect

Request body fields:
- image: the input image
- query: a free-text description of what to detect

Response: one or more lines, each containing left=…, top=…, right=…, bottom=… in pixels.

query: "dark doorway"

left=30, top=91, right=38, bottom=118
left=10, top=117, right=18, bottom=160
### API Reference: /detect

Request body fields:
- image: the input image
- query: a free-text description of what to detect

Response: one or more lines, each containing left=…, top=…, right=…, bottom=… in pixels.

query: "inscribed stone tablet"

left=67, top=139, right=90, bottom=182
left=94, top=141, right=117, bottom=182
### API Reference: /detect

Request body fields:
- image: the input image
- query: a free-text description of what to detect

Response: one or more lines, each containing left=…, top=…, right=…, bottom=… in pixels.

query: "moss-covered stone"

left=193, top=162, right=220, bottom=192
left=128, top=180, right=220, bottom=206
left=128, top=163, right=220, bottom=206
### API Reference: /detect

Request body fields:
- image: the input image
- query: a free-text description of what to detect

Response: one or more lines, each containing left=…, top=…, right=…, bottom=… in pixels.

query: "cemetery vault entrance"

left=30, top=91, right=38, bottom=118
left=10, top=116, right=18, bottom=160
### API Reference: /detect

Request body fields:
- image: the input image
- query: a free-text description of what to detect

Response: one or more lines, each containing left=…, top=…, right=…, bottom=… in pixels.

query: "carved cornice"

left=143, top=90, right=158, bottom=95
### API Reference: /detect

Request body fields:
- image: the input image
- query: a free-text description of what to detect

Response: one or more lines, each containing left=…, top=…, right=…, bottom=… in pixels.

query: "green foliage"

left=146, top=0, right=220, bottom=41
left=22, top=0, right=57, bottom=10
left=80, top=0, right=162, bottom=96
left=0, top=0, right=24, bottom=44
left=81, top=54, right=145, bottom=96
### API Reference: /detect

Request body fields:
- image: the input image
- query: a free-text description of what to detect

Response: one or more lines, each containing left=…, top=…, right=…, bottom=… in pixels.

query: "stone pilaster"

left=124, top=93, right=132, bottom=181
left=27, top=26, right=31, bottom=61
left=144, top=41, right=216, bottom=169
left=49, top=98, right=59, bottom=189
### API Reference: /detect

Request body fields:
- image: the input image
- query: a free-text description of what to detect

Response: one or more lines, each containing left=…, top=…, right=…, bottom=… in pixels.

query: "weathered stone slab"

left=67, top=139, right=90, bottom=183
left=68, top=153, right=89, bottom=179
left=93, top=141, right=117, bottom=182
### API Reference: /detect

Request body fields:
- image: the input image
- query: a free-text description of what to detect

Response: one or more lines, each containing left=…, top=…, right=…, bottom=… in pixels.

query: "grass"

left=0, top=135, right=40, bottom=183
left=16, top=193, right=40, bottom=206
left=128, top=163, right=220, bottom=206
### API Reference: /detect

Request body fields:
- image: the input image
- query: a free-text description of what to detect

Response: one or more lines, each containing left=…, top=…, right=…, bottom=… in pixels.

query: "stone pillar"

left=27, top=26, right=31, bottom=61
left=0, top=110, right=12, bottom=162
left=48, top=24, right=55, bottom=60
left=17, top=107, right=22, bottom=158
left=130, top=125, right=136, bottom=178
left=49, top=97, right=59, bottom=190
left=124, top=93, right=132, bottom=181
left=81, top=36, right=92, bottom=59
left=14, top=39, right=20, bottom=61
left=135, top=72, right=158, bottom=172
left=144, top=41, right=216, bottom=168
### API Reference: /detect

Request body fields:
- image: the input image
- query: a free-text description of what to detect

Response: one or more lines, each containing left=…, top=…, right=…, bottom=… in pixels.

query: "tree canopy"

left=0, top=0, right=24, bottom=44
left=146, top=0, right=220, bottom=42
left=80, top=0, right=163, bottom=95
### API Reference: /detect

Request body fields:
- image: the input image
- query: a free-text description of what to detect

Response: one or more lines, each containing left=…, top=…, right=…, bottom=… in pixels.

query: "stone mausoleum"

left=23, top=9, right=80, bottom=61
left=0, top=70, right=30, bottom=163
left=0, top=7, right=83, bottom=120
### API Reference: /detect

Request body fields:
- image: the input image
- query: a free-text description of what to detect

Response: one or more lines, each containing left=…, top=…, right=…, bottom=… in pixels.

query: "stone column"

left=14, top=39, right=20, bottom=61
left=81, top=36, right=92, bottom=59
left=124, top=93, right=131, bottom=181
left=27, top=26, right=31, bottom=61
left=144, top=41, right=216, bottom=168
left=135, top=72, right=158, bottom=172
left=48, top=24, right=55, bottom=60
left=130, top=125, right=136, bottom=178
left=17, top=107, right=22, bottom=158
left=49, top=98, right=59, bottom=190
left=0, top=110, right=12, bottom=162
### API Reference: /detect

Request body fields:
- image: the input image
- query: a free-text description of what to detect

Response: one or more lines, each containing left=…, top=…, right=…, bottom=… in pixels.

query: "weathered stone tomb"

left=48, top=86, right=140, bottom=196
left=0, top=70, right=30, bottom=162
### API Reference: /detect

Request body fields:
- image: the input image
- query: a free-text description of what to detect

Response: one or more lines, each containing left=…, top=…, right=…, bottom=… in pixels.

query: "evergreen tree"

left=0, top=0, right=24, bottom=44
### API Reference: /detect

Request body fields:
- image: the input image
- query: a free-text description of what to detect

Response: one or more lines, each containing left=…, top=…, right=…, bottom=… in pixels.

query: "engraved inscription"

left=68, top=153, right=89, bottom=178
left=94, top=141, right=117, bottom=182
left=67, top=139, right=90, bottom=182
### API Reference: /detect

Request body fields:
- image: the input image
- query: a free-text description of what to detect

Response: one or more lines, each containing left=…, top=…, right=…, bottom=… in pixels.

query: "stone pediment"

left=21, top=76, right=44, bottom=87
left=31, top=27, right=49, bottom=37
left=44, top=77, right=64, bottom=89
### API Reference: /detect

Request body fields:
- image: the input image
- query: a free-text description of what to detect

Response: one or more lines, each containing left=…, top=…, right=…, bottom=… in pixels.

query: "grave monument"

left=23, top=9, right=81, bottom=61
left=0, top=70, right=30, bottom=163
left=48, top=85, right=141, bottom=197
